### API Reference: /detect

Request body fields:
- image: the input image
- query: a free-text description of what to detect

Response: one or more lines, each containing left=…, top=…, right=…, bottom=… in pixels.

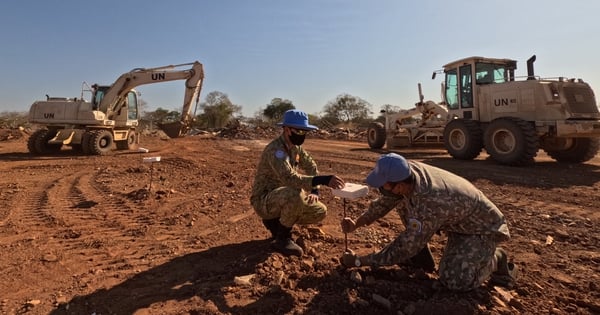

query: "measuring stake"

left=143, top=156, right=161, bottom=192
left=343, top=198, right=348, bottom=252
left=331, top=183, right=369, bottom=254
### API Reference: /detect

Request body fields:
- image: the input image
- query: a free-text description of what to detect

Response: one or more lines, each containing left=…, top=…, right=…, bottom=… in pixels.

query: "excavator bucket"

left=158, top=121, right=188, bottom=138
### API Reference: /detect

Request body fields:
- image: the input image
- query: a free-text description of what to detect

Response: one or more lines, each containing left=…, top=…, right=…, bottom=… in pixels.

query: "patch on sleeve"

left=408, top=218, right=422, bottom=233
left=275, top=149, right=287, bottom=159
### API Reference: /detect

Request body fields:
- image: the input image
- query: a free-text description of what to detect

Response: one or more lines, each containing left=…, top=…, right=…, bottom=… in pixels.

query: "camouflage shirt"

left=363, top=161, right=510, bottom=266
left=250, top=135, right=319, bottom=207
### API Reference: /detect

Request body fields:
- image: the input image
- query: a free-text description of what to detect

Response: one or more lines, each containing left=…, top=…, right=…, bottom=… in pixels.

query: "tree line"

left=0, top=91, right=404, bottom=130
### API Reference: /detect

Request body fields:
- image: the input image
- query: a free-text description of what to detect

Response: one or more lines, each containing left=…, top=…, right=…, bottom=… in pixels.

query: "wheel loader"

left=367, top=55, right=600, bottom=165
left=27, top=61, right=204, bottom=155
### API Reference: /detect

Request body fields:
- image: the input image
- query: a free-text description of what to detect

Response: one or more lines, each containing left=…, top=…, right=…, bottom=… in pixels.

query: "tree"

left=142, top=107, right=178, bottom=123
left=380, top=104, right=402, bottom=114
left=0, top=111, right=29, bottom=128
left=198, top=91, right=241, bottom=129
left=375, top=104, right=402, bottom=122
left=263, top=98, right=295, bottom=123
left=323, top=94, right=372, bottom=124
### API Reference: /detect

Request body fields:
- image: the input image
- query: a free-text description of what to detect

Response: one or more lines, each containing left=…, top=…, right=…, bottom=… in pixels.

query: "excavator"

left=27, top=61, right=204, bottom=155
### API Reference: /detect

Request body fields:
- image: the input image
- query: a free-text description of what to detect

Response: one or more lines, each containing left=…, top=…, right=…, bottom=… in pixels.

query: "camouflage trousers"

left=252, top=187, right=327, bottom=228
left=438, top=232, right=498, bottom=291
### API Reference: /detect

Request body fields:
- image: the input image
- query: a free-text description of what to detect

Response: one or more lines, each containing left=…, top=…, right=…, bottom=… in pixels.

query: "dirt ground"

left=0, top=129, right=598, bottom=315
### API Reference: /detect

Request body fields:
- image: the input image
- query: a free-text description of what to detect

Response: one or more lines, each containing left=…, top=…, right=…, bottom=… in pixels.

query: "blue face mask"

left=289, top=131, right=306, bottom=145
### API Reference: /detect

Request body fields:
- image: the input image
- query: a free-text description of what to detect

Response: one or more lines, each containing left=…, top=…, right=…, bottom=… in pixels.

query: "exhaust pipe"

left=527, top=55, right=536, bottom=80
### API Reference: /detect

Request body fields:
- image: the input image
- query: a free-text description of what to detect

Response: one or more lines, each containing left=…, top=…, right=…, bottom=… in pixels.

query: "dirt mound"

left=0, top=127, right=26, bottom=141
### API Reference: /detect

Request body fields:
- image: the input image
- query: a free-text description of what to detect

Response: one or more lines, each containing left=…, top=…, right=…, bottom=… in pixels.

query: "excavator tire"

left=544, top=137, right=600, bottom=163
left=81, top=132, right=93, bottom=155
left=443, top=119, right=483, bottom=160
left=484, top=117, right=538, bottom=166
left=116, top=130, right=137, bottom=150
left=89, top=130, right=114, bottom=155
left=27, top=129, right=62, bottom=155
left=367, top=122, right=386, bottom=149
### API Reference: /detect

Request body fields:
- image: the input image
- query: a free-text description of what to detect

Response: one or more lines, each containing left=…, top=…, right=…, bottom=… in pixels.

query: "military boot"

left=490, top=247, right=518, bottom=288
left=272, top=224, right=304, bottom=256
left=262, top=218, right=280, bottom=239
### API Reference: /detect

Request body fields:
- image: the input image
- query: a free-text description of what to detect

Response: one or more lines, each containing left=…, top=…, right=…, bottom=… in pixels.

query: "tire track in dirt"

left=3, top=164, right=163, bottom=282
left=0, top=165, right=67, bottom=235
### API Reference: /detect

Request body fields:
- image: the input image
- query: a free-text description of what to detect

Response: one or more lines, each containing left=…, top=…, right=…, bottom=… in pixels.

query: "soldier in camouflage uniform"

left=251, top=109, right=345, bottom=256
left=340, top=153, right=518, bottom=291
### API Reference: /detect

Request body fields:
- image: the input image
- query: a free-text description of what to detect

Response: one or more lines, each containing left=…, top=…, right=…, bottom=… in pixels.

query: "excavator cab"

left=91, top=84, right=139, bottom=126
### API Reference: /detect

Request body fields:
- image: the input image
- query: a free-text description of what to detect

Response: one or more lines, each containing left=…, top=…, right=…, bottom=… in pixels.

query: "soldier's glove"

left=312, top=175, right=333, bottom=186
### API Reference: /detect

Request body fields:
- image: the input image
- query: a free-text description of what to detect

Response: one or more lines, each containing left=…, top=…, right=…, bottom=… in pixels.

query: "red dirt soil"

left=0, top=131, right=598, bottom=315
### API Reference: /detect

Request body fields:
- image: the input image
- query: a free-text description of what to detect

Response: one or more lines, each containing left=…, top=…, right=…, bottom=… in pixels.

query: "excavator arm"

left=99, top=61, right=204, bottom=137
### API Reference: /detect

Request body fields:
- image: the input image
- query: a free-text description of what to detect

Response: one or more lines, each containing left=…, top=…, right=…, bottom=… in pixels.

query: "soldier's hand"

left=341, top=250, right=358, bottom=267
left=327, top=175, right=345, bottom=190
left=305, top=193, right=319, bottom=204
left=341, top=217, right=357, bottom=233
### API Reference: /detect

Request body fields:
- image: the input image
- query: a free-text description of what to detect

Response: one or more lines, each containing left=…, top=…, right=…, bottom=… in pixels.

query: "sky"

left=1, top=0, right=599, bottom=118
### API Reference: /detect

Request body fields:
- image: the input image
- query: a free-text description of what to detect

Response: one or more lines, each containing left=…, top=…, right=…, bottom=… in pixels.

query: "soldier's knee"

left=313, top=208, right=326, bottom=221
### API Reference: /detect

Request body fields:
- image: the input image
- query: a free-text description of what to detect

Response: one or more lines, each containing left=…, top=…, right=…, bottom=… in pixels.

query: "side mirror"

left=431, top=72, right=437, bottom=80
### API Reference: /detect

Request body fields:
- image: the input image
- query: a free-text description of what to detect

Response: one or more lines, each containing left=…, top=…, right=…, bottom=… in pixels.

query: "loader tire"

left=443, top=119, right=483, bottom=160
left=484, top=117, right=538, bottom=166
left=116, top=130, right=138, bottom=150
left=367, top=122, right=386, bottom=149
left=544, top=138, right=600, bottom=163
left=89, top=130, right=114, bottom=155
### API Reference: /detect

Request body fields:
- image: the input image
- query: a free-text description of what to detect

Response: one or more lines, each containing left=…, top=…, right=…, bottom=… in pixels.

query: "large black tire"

left=443, top=119, right=483, bottom=160
left=81, top=131, right=93, bottom=155
left=116, top=130, right=137, bottom=150
left=544, top=138, right=600, bottom=163
left=367, top=122, right=386, bottom=149
left=89, top=130, right=114, bottom=155
left=27, top=129, right=62, bottom=155
left=484, top=117, right=538, bottom=166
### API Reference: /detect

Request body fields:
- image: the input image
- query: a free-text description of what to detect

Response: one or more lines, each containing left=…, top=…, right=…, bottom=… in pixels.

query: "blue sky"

left=1, top=0, right=599, bottom=118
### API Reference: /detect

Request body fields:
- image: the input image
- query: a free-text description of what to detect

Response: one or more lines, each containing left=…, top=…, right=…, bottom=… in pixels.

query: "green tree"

left=198, top=91, right=241, bottom=129
left=323, top=94, right=372, bottom=124
left=142, top=107, right=178, bottom=123
left=263, top=98, right=295, bottom=123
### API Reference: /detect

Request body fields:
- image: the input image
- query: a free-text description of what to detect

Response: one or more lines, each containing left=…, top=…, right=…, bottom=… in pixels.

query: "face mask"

left=289, top=131, right=306, bottom=146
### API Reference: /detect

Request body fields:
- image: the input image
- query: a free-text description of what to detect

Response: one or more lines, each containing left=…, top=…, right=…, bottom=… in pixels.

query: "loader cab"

left=442, top=57, right=516, bottom=120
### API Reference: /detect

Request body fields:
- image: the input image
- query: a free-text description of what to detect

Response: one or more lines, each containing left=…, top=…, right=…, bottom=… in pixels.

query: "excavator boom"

left=99, top=61, right=204, bottom=137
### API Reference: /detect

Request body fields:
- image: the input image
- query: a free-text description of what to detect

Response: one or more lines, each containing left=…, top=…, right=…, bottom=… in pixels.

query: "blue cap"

left=277, top=109, right=318, bottom=131
left=366, top=153, right=411, bottom=188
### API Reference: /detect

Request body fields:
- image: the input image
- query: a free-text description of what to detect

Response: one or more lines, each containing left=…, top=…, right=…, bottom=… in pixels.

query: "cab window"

left=445, top=70, right=458, bottom=110
left=459, top=65, right=473, bottom=108
left=127, top=91, right=138, bottom=120
left=476, top=62, right=507, bottom=84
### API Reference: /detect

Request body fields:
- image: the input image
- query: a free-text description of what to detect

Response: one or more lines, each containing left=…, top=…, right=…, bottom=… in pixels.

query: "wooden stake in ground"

left=332, top=183, right=369, bottom=253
